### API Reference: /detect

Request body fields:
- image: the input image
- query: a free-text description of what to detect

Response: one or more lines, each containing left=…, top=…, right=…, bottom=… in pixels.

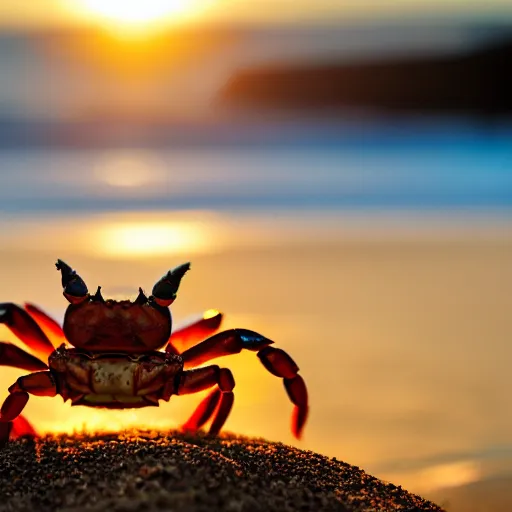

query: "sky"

left=1, top=0, right=512, bottom=29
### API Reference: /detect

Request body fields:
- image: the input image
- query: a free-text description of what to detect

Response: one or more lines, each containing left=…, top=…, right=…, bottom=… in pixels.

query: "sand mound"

left=0, top=431, right=444, bottom=511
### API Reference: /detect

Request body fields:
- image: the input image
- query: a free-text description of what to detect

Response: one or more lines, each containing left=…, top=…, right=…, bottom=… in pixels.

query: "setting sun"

left=75, top=0, right=193, bottom=28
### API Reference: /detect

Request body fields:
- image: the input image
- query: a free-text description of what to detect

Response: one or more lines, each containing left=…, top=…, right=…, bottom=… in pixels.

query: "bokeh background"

left=1, top=1, right=512, bottom=511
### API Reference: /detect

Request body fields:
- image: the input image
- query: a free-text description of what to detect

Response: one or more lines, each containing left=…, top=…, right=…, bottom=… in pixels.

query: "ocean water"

left=0, top=120, right=511, bottom=216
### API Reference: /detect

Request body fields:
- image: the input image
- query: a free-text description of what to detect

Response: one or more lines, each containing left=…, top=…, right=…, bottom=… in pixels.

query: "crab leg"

left=181, top=329, right=309, bottom=439
left=166, top=310, right=223, bottom=354
left=0, top=371, right=57, bottom=422
left=0, top=342, right=48, bottom=372
left=24, top=303, right=67, bottom=347
left=0, top=415, right=37, bottom=447
left=259, top=347, right=309, bottom=439
left=178, top=365, right=235, bottom=435
left=181, top=389, right=222, bottom=432
left=0, top=303, right=55, bottom=358
left=11, top=415, right=37, bottom=438
left=0, top=422, right=11, bottom=447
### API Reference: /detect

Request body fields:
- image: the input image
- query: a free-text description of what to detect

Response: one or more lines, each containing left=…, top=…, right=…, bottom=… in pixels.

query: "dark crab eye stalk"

left=55, top=259, right=89, bottom=304
left=151, top=262, right=190, bottom=307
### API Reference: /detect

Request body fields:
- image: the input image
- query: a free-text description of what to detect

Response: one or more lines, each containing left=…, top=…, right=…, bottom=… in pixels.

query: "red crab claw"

left=56, top=259, right=89, bottom=304
left=151, top=263, right=190, bottom=307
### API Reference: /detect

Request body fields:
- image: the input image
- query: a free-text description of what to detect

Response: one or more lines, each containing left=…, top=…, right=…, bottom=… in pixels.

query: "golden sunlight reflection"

left=94, top=153, right=164, bottom=189
left=0, top=210, right=347, bottom=260
left=98, top=221, right=208, bottom=258
left=386, top=461, right=481, bottom=495
left=0, top=211, right=237, bottom=259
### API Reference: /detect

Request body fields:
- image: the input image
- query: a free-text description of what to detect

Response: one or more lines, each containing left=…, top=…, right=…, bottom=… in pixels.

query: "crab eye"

left=152, top=262, right=190, bottom=307
left=56, top=259, right=89, bottom=304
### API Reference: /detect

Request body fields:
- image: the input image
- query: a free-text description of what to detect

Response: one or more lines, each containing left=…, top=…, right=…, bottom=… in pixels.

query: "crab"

left=0, top=260, right=308, bottom=445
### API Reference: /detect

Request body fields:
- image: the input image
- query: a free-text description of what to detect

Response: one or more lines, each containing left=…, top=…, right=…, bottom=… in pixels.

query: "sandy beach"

left=0, top=431, right=445, bottom=511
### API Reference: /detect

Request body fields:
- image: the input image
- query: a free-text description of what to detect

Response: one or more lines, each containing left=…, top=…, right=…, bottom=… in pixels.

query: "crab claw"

left=151, top=263, right=190, bottom=307
left=56, top=259, right=89, bottom=304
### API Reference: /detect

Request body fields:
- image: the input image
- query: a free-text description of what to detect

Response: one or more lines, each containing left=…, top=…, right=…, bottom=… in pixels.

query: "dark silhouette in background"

left=222, top=37, right=512, bottom=118
left=2, top=31, right=512, bottom=149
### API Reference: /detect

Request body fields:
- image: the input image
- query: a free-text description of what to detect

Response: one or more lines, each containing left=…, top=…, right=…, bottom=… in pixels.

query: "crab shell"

left=63, top=300, right=172, bottom=352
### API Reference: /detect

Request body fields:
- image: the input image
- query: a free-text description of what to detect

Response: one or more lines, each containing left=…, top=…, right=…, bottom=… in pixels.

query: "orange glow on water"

left=0, top=212, right=232, bottom=260
left=98, top=221, right=208, bottom=258
left=385, top=461, right=482, bottom=495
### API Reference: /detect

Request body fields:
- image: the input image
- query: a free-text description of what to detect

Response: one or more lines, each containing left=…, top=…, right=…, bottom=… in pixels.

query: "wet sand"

left=0, top=431, right=445, bottom=511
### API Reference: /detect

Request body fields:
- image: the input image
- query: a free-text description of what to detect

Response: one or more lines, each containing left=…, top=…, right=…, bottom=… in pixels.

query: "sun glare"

left=99, top=221, right=207, bottom=258
left=75, top=0, right=192, bottom=28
